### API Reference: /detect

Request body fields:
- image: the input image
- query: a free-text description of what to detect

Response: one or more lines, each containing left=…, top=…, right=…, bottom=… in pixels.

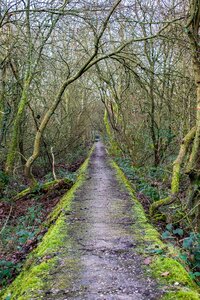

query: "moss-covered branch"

left=150, top=127, right=196, bottom=216
left=14, top=178, right=73, bottom=201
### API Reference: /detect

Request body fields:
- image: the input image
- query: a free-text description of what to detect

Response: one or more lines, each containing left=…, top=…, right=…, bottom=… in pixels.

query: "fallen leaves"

left=161, top=271, right=170, bottom=277
left=143, top=257, right=152, bottom=265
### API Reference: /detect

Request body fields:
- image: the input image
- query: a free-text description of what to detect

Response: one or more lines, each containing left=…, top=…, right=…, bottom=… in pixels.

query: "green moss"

left=110, top=159, right=200, bottom=298
left=2, top=259, right=56, bottom=300
left=0, top=214, right=63, bottom=299
left=5, top=79, right=31, bottom=174
left=111, top=160, right=164, bottom=248
left=149, top=196, right=171, bottom=217
left=14, top=178, right=73, bottom=201
left=15, top=187, right=30, bottom=199
left=104, top=109, right=120, bottom=156
left=171, top=164, right=180, bottom=194
left=46, top=146, right=94, bottom=225
left=161, top=290, right=200, bottom=300
left=154, top=213, right=167, bottom=222
left=152, top=257, right=195, bottom=286
left=14, top=180, right=58, bottom=200
left=1, top=145, right=95, bottom=300
left=36, top=216, right=66, bottom=257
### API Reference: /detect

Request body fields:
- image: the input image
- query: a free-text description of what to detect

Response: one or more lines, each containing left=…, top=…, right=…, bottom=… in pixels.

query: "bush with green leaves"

left=58, top=168, right=77, bottom=182
left=162, top=224, right=200, bottom=282
left=0, top=260, right=22, bottom=286
left=0, top=171, right=9, bottom=193
left=114, top=157, right=168, bottom=201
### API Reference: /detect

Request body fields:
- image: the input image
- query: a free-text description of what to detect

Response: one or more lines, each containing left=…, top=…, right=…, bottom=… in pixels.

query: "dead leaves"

left=143, top=257, right=152, bottom=265
left=161, top=271, right=170, bottom=277
left=143, top=257, right=171, bottom=278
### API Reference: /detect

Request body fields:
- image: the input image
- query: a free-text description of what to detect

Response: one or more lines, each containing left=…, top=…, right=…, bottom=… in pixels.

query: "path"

left=44, top=142, right=163, bottom=299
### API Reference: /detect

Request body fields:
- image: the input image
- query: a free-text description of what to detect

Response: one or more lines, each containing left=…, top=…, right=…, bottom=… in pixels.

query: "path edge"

left=0, top=145, right=95, bottom=300
left=110, top=159, right=200, bottom=300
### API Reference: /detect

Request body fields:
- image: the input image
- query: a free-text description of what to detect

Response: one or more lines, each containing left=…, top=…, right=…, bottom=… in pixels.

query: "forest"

left=0, top=0, right=200, bottom=299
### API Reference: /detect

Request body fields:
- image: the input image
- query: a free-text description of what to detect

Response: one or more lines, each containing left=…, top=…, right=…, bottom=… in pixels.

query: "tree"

left=150, top=0, right=200, bottom=229
left=4, top=0, right=64, bottom=173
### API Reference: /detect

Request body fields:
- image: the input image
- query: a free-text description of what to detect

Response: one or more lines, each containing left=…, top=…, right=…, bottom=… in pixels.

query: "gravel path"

left=45, top=141, right=163, bottom=300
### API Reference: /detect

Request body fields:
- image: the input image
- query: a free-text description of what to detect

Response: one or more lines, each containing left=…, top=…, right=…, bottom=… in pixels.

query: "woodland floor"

left=39, top=141, right=165, bottom=300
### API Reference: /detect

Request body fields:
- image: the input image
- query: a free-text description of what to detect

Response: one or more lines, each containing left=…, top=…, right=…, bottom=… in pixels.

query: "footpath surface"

left=2, top=141, right=199, bottom=299
left=42, top=141, right=163, bottom=299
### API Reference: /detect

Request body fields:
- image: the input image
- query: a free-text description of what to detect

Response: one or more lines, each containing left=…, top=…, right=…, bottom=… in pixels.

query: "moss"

left=110, top=159, right=200, bottom=298
left=149, top=196, right=171, bottom=217
left=111, top=160, right=164, bottom=248
left=171, top=163, right=180, bottom=194
left=1, top=145, right=94, bottom=300
left=14, top=180, right=59, bottom=200
left=45, top=145, right=94, bottom=225
left=14, top=187, right=30, bottom=199
left=2, top=259, right=56, bottom=300
left=35, top=215, right=66, bottom=257
left=14, top=178, right=72, bottom=201
left=161, top=290, right=200, bottom=300
left=151, top=257, right=195, bottom=286
left=104, top=109, right=120, bottom=156
left=0, top=212, right=64, bottom=299
left=5, top=78, right=31, bottom=174
left=154, top=213, right=167, bottom=222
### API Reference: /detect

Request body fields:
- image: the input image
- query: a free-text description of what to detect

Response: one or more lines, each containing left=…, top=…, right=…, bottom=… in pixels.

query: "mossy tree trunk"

left=5, top=75, right=31, bottom=173
left=150, top=1, right=200, bottom=229
left=24, top=0, right=123, bottom=185
left=103, top=108, right=121, bottom=155
left=5, top=0, right=33, bottom=174
left=184, top=64, right=200, bottom=226
left=0, top=63, right=6, bottom=146
left=4, top=0, right=62, bottom=175
left=149, top=127, right=196, bottom=216
left=184, top=0, right=200, bottom=229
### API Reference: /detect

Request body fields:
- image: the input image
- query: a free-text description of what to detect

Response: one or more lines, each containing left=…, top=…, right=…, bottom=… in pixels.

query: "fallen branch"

left=13, top=179, right=73, bottom=201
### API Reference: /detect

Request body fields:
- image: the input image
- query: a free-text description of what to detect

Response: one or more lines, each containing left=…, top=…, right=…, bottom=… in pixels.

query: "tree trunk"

left=24, top=81, right=68, bottom=185
left=0, top=64, right=6, bottom=146
left=184, top=0, right=200, bottom=229
left=149, top=126, right=196, bottom=216
left=185, top=60, right=200, bottom=229
left=5, top=76, right=31, bottom=173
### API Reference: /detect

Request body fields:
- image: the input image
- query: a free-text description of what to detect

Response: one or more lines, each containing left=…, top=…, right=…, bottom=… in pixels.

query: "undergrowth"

left=114, top=157, right=168, bottom=201
left=0, top=204, right=43, bottom=288
left=114, top=156, right=200, bottom=285
left=0, top=174, right=76, bottom=288
left=0, top=144, right=92, bottom=290
left=161, top=224, right=200, bottom=283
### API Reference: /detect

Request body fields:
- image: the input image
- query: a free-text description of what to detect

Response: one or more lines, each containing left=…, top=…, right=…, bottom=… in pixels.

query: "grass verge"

left=0, top=146, right=94, bottom=300
left=111, top=160, right=200, bottom=300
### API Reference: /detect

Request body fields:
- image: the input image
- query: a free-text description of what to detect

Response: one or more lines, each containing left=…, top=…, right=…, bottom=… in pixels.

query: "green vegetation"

left=0, top=145, right=93, bottom=299
left=0, top=0, right=200, bottom=298
left=114, top=157, right=168, bottom=201
left=111, top=159, right=200, bottom=299
left=112, top=155, right=200, bottom=284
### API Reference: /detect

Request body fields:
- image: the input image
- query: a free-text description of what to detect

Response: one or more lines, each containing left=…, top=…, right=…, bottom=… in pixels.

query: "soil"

left=43, top=142, right=164, bottom=300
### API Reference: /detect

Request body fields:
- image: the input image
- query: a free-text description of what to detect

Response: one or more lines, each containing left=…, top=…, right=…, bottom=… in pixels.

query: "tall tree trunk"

left=184, top=0, right=200, bottom=228
left=0, top=63, right=6, bottom=146
left=5, top=75, right=31, bottom=173
left=150, top=1, right=200, bottom=224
